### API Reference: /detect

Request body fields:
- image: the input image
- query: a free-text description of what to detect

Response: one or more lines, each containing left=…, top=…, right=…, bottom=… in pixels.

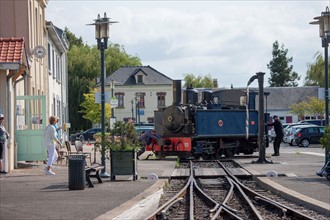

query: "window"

left=57, top=99, right=61, bottom=117
left=56, top=56, right=61, bottom=82
left=157, top=92, right=166, bottom=108
left=138, top=75, right=143, bottom=84
left=116, top=93, right=124, bottom=108
left=136, top=92, right=145, bottom=108
left=307, top=127, right=318, bottom=133
left=52, top=50, right=55, bottom=78
left=48, top=43, right=51, bottom=73
left=35, top=8, right=38, bottom=45
left=53, top=96, right=56, bottom=115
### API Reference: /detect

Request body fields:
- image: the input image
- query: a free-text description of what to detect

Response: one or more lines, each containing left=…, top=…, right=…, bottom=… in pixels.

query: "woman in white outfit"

left=44, top=116, right=61, bottom=175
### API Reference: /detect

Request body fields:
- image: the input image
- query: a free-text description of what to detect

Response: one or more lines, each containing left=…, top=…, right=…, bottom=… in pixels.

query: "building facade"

left=0, top=0, right=68, bottom=172
left=101, top=66, right=173, bottom=124
left=264, top=86, right=321, bottom=123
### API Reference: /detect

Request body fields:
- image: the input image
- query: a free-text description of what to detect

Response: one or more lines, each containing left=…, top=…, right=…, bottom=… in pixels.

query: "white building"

left=100, top=65, right=173, bottom=123
left=0, top=0, right=68, bottom=172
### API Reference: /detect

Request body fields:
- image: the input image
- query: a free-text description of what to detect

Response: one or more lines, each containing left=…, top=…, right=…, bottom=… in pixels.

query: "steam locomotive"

left=144, top=80, right=262, bottom=159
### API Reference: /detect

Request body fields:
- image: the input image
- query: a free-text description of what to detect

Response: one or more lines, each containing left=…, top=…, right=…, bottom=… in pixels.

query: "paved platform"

left=0, top=151, right=329, bottom=219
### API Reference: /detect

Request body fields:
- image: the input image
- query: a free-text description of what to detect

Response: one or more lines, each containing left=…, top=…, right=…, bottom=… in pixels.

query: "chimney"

left=172, top=80, right=182, bottom=106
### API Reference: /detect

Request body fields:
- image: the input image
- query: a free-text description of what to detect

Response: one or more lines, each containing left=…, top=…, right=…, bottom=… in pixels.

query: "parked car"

left=298, top=119, right=326, bottom=126
left=293, top=125, right=325, bottom=147
left=70, top=127, right=102, bottom=144
left=284, top=124, right=317, bottom=146
left=135, top=125, right=154, bottom=135
left=268, top=128, right=276, bottom=142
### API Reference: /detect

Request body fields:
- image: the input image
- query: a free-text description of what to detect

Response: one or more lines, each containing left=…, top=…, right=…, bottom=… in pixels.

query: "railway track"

left=146, top=160, right=328, bottom=220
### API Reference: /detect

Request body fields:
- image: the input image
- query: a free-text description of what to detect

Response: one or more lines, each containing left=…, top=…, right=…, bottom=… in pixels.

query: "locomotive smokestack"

left=172, top=80, right=182, bottom=106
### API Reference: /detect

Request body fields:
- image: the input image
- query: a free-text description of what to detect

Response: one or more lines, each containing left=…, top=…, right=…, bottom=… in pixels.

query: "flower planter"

left=110, top=149, right=138, bottom=181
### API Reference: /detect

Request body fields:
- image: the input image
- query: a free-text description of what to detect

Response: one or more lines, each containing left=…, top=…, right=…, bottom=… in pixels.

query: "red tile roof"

left=0, top=37, right=24, bottom=63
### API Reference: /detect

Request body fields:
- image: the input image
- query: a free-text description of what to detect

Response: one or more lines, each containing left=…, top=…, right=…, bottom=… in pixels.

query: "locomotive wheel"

left=217, top=149, right=224, bottom=158
left=202, top=153, right=211, bottom=160
left=224, top=148, right=234, bottom=158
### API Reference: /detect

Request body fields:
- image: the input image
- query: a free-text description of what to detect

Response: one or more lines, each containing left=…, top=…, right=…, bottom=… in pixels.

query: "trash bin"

left=68, top=155, right=86, bottom=190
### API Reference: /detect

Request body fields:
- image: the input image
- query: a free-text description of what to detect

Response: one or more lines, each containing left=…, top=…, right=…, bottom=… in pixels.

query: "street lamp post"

left=310, top=7, right=330, bottom=161
left=88, top=13, right=117, bottom=178
left=131, top=100, right=134, bottom=120
left=111, top=78, right=115, bottom=119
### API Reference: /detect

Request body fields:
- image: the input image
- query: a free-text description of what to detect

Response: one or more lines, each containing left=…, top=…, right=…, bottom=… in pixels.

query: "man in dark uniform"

left=267, top=115, right=284, bottom=156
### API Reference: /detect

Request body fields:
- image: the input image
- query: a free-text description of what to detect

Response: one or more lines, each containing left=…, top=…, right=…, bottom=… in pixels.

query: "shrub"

left=320, top=126, right=330, bottom=150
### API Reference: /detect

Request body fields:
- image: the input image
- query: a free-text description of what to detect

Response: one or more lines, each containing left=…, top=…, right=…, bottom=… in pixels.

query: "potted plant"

left=109, top=121, right=142, bottom=181
left=317, top=126, right=330, bottom=179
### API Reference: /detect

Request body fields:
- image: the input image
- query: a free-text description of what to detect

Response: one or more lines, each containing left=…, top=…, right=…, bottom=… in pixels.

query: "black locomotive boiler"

left=145, top=80, right=260, bottom=159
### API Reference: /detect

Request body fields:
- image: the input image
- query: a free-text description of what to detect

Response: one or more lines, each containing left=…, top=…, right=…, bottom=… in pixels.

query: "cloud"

left=46, top=0, right=327, bottom=87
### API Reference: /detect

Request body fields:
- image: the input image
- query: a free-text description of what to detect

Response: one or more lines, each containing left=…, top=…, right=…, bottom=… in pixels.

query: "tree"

left=64, top=27, right=84, bottom=48
left=267, top=41, right=300, bottom=87
left=183, top=73, right=215, bottom=88
left=305, top=96, right=325, bottom=119
left=67, top=45, right=98, bottom=131
left=104, top=43, right=141, bottom=78
left=304, top=51, right=328, bottom=87
left=64, top=27, right=142, bottom=131
left=289, top=96, right=325, bottom=120
left=79, top=88, right=111, bottom=124
left=289, top=101, right=308, bottom=121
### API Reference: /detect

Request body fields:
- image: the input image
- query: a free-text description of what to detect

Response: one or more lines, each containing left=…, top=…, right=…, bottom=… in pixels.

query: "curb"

left=94, top=179, right=168, bottom=220
left=255, top=177, right=330, bottom=217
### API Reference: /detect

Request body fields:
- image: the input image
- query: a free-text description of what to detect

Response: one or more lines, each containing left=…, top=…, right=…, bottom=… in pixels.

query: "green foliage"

left=79, top=88, right=112, bottom=124
left=64, top=27, right=84, bottom=48
left=68, top=45, right=99, bottom=79
left=289, top=97, right=325, bottom=119
left=67, top=45, right=98, bottom=131
left=267, top=41, right=300, bottom=87
left=183, top=73, right=215, bottom=88
left=305, top=97, right=325, bottom=117
left=109, top=121, right=142, bottom=151
left=320, top=126, right=330, bottom=150
left=64, top=27, right=142, bottom=131
left=304, top=51, right=328, bottom=87
left=289, top=101, right=308, bottom=119
left=104, top=43, right=141, bottom=78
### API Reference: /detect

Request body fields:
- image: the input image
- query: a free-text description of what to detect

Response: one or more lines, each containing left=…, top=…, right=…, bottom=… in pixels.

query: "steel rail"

left=217, top=160, right=316, bottom=220
left=146, top=176, right=192, bottom=219
left=255, top=196, right=287, bottom=217
left=229, top=178, right=264, bottom=220
left=146, top=160, right=221, bottom=219
left=192, top=179, right=220, bottom=213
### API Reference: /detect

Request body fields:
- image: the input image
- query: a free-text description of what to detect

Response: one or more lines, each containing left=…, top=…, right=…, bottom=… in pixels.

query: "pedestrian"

left=267, top=115, right=284, bottom=156
left=44, top=116, right=61, bottom=175
left=54, top=117, right=62, bottom=141
left=0, top=114, right=9, bottom=174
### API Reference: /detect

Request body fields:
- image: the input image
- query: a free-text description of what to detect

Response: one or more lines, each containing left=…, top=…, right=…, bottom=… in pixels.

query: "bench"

left=85, top=165, right=104, bottom=188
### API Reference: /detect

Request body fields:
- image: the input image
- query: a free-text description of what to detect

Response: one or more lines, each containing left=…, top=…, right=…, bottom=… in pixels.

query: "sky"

left=46, top=0, right=328, bottom=88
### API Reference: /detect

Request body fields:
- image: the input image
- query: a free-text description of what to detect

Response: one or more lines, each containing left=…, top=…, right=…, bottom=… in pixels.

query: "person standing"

left=44, top=116, right=61, bottom=175
left=267, top=115, right=284, bottom=156
left=54, top=117, right=62, bottom=141
left=0, top=114, right=9, bottom=174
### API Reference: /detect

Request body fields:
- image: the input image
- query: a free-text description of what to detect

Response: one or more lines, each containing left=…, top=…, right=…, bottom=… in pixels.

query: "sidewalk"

left=0, top=150, right=329, bottom=219
left=0, top=156, right=176, bottom=220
